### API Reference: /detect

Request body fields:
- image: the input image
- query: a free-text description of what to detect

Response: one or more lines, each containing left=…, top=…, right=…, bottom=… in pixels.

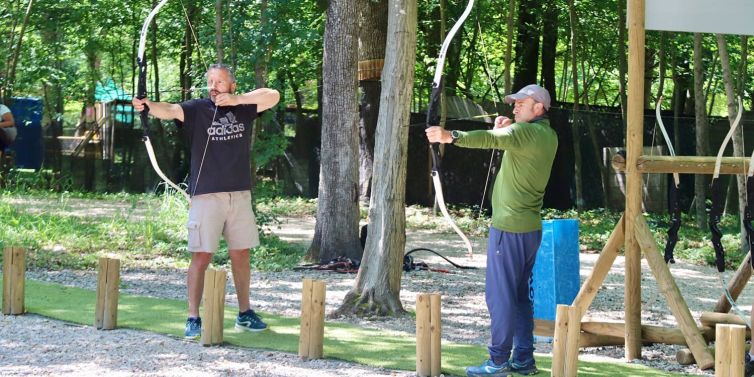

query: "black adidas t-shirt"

left=179, top=98, right=258, bottom=196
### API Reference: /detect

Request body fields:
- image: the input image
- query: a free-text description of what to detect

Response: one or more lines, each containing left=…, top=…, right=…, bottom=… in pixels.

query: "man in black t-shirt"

left=132, top=64, right=280, bottom=339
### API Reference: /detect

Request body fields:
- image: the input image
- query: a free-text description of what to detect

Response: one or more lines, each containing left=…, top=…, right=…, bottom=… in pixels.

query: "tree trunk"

left=717, top=34, right=746, bottom=245
left=503, top=0, right=515, bottom=95
left=215, top=0, right=223, bottom=63
left=540, top=0, right=558, bottom=100
left=357, top=0, right=388, bottom=202
left=693, top=33, right=709, bottom=229
left=180, top=1, right=198, bottom=101
left=617, top=0, right=627, bottom=132
left=656, top=32, right=667, bottom=101
left=566, top=0, right=583, bottom=209
left=250, top=0, right=271, bottom=204
left=307, top=0, right=362, bottom=263
left=335, top=0, right=416, bottom=317
left=512, top=0, right=540, bottom=91
left=4, top=0, right=33, bottom=100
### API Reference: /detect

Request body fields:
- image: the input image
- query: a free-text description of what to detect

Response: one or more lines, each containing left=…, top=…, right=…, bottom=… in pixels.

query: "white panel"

left=645, top=0, right=754, bottom=36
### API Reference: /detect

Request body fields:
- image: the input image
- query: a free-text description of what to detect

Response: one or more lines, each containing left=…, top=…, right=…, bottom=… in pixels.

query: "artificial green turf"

left=0, top=276, right=684, bottom=376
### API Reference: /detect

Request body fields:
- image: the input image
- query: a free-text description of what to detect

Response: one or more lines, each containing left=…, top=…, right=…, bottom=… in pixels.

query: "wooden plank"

left=10, top=248, right=25, bottom=315
left=572, top=215, right=624, bottom=318
left=298, top=279, right=313, bottom=358
left=611, top=155, right=754, bottom=175
left=716, top=325, right=732, bottom=376
left=430, top=293, right=441, bottom=377
left=551, top=305, right=569, bottom=377
left=201, top=269, right=217, bottom=346
left=2, top=248, right=11, bottom=315
left=730, top=325, right=746, bottom=377
left=564, top=306, right=581, bottom=377
left=416, top=293, right=431, bottom=377
left=635, top=215, right=715, bottom=369
left=211, top=270, right=226, bottom=345
left=94, top=257, right=107, bottom=328
left=103, top=258, right=120, bottom=330
left=713, top=254, right=752, bottom=313
left=309, top=280, right=326, bottom=359
left=625, top=0, right=647, bottom=360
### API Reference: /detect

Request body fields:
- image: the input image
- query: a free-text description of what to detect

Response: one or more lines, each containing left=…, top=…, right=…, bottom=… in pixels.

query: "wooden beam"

left=625, top=0, right=646, bottom=360
left=535, top=319, right=713, bottom=346
left=634, top=216, right=715, bottom=369
left=572, top=215, right=624, bottom=319
left=713, top=254, right=752, bottom=313
left=611, top=155, right=754, bottom=175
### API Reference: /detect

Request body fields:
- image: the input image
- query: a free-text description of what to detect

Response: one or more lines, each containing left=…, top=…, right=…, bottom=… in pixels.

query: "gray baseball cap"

left=504, top=84, right=551, bottom=110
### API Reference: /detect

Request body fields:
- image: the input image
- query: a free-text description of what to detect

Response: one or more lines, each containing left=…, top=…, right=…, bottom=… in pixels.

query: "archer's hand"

left=132, top=97, right=149, bottom=112
left=494, top=116, right=513, bottom=129
left=426, top=126, right=453, bottom=144
left=214, top=93, right=239, bottom=107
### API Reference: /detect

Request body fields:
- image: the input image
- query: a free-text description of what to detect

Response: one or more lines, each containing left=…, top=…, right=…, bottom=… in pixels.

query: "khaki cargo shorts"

left=186, top=190, right=260, bottom=253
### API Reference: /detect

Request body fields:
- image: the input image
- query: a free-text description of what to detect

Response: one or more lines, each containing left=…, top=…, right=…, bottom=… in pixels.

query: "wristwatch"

left=450, top=130, right=461, bottom=144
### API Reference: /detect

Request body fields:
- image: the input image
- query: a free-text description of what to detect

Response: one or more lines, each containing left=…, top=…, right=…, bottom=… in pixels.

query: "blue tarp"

left=8, top=97, right=44, bottom=169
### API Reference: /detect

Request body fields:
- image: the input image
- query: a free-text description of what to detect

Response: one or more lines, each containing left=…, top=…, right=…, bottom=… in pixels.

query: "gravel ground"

left=4, top=214, right=754, bottom=376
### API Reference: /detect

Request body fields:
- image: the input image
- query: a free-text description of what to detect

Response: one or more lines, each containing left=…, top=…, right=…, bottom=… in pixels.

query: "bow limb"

left=709, top=97, right=743, bottom=272
left=655, top=97, right=680, bottom=264
left=426, top=0, right=476, bottom=258
left=137, top=0, right=191, bottom=203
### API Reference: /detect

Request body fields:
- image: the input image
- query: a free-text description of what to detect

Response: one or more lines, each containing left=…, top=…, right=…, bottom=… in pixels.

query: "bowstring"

left=476, top=20, right=500, bottom=219
left=178, top=0, right=219, bottom=198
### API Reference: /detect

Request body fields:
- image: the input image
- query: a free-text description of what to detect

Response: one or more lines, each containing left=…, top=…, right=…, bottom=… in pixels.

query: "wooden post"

left=625, top=0, right=646, bottom=360
left=551, top=305, right=569, bottom=377
left=298, top=279, right=326, bottom=360
left=571, top=216, right=624, bottom=319
left=416, top=293, right=441, bottom=377
left=552, top=305, right=580, bottom=377
left=716, top=324, right=746, bottom=377
left=430, top=294, right=442, bottom=377
left=95, top=257, right=120, bottom=329
left=200, top=268, right=226, bottom=346
left=564, top=306, right=581, bottom=376
left=2, top=247, right=25, bottom=315
left=713, top=254, right=752, bottom=313
left=635, top=216, right=714, bottom=369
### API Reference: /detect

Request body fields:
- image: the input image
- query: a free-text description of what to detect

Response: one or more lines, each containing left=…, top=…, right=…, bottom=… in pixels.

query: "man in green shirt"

left=426, top=84, right=558, bottom=377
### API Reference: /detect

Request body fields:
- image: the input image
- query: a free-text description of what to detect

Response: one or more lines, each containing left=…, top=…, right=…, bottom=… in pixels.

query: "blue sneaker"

left=745, top=352, right=754, bottom=377
left=511, top=359, right=539, bottom=375
left=184, top=317, right=201, bottom=339
left=466, top=359, right=513, bottom=377
left=235, top=309, right=267, bottom=332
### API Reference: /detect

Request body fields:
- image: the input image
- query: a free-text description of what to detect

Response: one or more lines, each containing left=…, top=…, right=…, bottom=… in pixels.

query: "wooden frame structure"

left=552, top=0, right=754, bottom=371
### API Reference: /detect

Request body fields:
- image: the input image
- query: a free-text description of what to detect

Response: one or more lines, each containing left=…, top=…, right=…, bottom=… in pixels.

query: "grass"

left=0, top=188, right=304, bottom=271
left=1, top=185, right=751, bottom=271
left=0, top=277, right=685, bottom=377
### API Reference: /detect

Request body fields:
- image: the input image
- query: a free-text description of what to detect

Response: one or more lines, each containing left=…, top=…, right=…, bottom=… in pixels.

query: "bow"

left=137, top=0, right=191, bottom=202
left=709, top=97, right=743, bottom=272
left=426, top=1, right=475, bottom=258
left=655, top=97, right=680, bottom=263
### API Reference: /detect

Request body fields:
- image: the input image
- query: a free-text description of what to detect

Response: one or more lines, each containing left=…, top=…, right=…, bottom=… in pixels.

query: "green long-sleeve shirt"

left=454, top=118, right=558, bottom=232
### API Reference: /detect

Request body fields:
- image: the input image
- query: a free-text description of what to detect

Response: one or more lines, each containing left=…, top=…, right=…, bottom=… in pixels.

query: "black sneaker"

left=745, top=352, right=754, bottom=377
left=511, top=358, right=539, bottom=375
left=235, top=309, right=268, bottom=332
left=184, top=317, right=201, bottom=339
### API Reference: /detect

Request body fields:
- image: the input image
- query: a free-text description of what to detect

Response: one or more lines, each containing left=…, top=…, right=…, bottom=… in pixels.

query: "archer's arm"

left=132, top=98, right=184, bottom=122
left=214, top=88, right=281, bottom=112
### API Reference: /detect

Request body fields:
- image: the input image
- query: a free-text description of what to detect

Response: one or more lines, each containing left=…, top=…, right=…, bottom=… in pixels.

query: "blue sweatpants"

left=486, top=227, right=542, bottom=364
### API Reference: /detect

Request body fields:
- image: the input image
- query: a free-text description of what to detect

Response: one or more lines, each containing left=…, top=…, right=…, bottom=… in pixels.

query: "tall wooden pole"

left=624, top=0, right=645, bottom=360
